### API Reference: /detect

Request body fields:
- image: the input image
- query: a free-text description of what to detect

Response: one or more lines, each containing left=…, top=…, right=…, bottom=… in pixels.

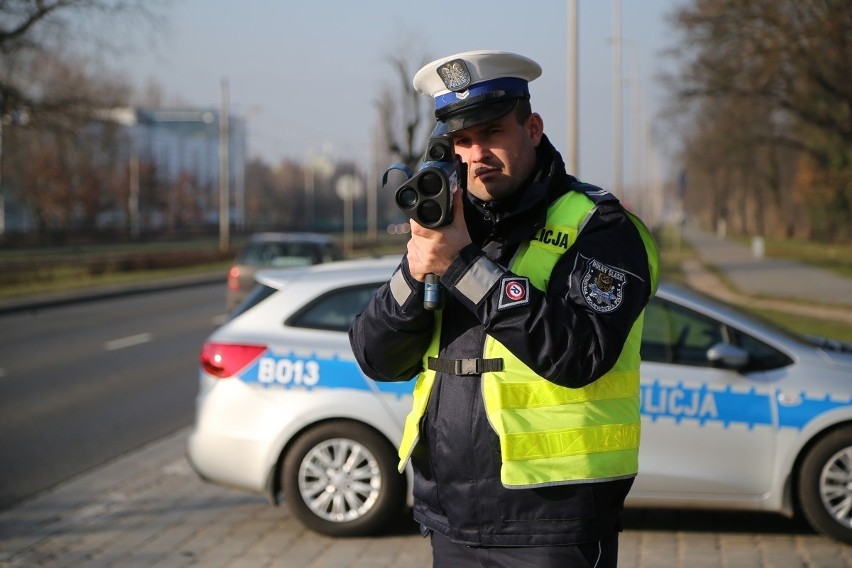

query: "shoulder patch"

left=581, top=258, right=627, bottom=313
left=498, top=276, right=531, bottom=310
left=572, top=182, right=620, bottom=205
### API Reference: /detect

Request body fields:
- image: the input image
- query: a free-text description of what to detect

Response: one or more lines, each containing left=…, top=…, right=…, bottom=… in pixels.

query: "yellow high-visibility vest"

left=397, top=190, right=660, bottom=488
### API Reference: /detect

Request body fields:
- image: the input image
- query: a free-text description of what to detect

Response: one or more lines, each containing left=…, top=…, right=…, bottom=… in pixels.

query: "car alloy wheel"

left=299, top=437, right=381, bottom=522
left=282, top=421, right=405, bottom=536
left=798, top=427, right=852, bottom=544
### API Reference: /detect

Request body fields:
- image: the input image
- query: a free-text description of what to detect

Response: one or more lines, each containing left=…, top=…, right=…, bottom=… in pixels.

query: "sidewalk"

left=2, top=427, right=850, bottom=568
left=0, top=427, right=433, bottom=568
left=679, top=225, right=852, bottom=324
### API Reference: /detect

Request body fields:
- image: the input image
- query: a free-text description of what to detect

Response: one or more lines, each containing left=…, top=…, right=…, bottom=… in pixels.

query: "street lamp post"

left=305, top=150, right=314, bottom=231
left=0, top=118, right=5, bottom=236
left=219, top=78, right=230, bottom=253
left=129, top=149, right=140, bottom=239
left=612, top=0, right=623, bottom=199
left=335, top=173, right=364, bottom=254
left=566, top=0, right=579, bottom=177
left=306, top=148, right=334, bottom=231
left=0, top=108, right=31, bottom=235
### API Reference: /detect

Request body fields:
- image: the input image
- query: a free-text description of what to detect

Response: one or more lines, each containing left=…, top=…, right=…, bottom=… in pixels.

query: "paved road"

left=0, top=283, right=222, bottom=509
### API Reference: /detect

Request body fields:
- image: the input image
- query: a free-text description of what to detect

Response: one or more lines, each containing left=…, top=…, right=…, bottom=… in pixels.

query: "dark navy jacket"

left=349, top=136, right=654, bottom=546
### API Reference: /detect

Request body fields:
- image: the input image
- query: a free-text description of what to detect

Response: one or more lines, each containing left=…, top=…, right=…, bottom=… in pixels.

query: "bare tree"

left=0, top=1, right=167, bottom=240
left=375, top=52, right=433, bottom=172
left=1, top=0, right=165, bottom=126
left=2, top=48, right=140, bottom=238
left=667, top=0, right=852, bottom=241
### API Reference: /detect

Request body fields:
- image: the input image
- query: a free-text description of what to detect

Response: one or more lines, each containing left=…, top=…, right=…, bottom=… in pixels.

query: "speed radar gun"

left=382, top=123, right=467, bottom=310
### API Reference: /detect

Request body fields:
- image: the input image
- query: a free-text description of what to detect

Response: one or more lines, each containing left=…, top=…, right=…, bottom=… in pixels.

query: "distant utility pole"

left=129, top=150, right=140, bottom=239
left=368, top=128, right=380, bottom=241
left=0, top=119, right=4, bottom=236
left=612, top=0, right=623, bottom=198
left=219, top=78, right=230, bottom=253
left=566, top=0, right=579, bottom=177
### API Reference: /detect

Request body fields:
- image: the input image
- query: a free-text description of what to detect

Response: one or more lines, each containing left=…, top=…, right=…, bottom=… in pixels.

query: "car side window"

left=322, top=244, right=343, bottom=262
left=730, top=329, right=794, bottom=371
left=288, top=284, right=381, bottom=332
left=641, top=297, right=724, bottom=366
left=641, top=297, right=794, bottom=372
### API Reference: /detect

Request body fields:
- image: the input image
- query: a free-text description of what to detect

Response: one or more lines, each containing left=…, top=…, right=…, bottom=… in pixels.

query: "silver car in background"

left=189, top=256, right=852, bottom=542
left=226, top=232, right=343, bottom=312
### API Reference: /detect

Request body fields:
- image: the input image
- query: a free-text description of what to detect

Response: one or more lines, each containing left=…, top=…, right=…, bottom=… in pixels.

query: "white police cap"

left=413, top=50, right=542, bottom=132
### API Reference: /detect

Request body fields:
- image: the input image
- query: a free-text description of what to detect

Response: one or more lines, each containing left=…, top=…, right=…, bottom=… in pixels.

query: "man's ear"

left=527, top=112, right=544, bottom=146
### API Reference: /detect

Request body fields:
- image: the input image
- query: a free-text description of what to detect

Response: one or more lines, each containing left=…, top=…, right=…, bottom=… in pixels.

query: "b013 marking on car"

left=238, top=351, right=414, bottom=397
left=258, top=357, right=320, bottom=386
left=642, top=380, right=852, bottom=431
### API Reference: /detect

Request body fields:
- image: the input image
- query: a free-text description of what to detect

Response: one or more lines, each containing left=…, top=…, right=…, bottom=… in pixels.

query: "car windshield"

left=240, top=242, right=319, bottom=267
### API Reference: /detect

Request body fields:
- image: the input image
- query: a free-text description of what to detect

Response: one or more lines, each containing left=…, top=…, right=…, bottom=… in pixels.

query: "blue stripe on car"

left=239, top=351, right=414, bottom=396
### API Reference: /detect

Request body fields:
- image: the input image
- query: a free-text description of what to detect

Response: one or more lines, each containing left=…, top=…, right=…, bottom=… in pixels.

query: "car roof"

left=255, top=255, right=400, bottom=289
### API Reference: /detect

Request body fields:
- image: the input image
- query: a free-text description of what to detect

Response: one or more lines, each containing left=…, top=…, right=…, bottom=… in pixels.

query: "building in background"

left=0, top=107, right=247, bottom=236
left=105, top=107, right=248, bottom=232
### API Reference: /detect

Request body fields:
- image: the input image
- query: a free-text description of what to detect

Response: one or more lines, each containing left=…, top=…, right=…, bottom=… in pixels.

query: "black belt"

left=427, top=357, right=504, bottom=376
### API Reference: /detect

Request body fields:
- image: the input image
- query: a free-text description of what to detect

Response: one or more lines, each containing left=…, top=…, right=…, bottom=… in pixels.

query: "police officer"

left=349, top=50, right=659, bottom=568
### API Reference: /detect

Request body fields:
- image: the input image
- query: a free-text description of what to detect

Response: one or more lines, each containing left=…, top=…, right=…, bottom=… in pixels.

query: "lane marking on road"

left=0, top=368, right=5, bottom=378
left=104, top=333, right=153, bottom=351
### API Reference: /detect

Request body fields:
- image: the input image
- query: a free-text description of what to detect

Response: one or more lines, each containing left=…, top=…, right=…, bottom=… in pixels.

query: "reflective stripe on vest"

left=397, top=315, right=442, bottom=471
left=397, top=191, right=659, bottom=487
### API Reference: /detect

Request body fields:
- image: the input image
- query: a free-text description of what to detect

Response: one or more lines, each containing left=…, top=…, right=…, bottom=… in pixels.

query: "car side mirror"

left=707, top=343, right=749, bottom=370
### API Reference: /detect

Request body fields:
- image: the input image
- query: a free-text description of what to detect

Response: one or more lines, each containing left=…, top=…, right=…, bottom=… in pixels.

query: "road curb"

left=0, top=273, right=224, bottom=315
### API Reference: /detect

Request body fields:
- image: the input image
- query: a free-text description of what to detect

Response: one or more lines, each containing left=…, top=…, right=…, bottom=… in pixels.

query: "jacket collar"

left=465, top=135, right=575, bottom=246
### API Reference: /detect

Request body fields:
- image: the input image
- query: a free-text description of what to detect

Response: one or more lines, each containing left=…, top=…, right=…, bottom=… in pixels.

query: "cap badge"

left=437, top=59, right=471, bottom=92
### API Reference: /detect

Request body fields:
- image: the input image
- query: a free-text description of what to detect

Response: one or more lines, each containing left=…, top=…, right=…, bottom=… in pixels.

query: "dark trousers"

left=430, top=529, right=619, bottom=568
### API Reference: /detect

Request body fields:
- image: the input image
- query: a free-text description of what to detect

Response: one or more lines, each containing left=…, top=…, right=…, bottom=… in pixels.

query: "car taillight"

left=227, top=266, right=240, bottom=292
left=200, top=342, right=266, bottom=379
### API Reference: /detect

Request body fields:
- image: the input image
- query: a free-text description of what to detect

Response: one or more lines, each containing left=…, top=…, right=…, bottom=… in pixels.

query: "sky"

left=115, top=0, right=686, bottom=194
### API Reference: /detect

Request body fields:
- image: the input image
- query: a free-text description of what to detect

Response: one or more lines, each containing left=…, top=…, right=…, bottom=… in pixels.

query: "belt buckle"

left=457, top=359, right=479, bottom=375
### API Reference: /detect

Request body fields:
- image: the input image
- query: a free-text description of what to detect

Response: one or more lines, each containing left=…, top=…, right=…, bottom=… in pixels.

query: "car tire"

left=282, top=420, right=406, bottom=537
left=797, top=427, right=852, bottom=544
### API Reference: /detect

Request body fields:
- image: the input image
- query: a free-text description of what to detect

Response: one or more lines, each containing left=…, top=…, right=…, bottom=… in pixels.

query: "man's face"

left=450, top=110, right=543, bottom=202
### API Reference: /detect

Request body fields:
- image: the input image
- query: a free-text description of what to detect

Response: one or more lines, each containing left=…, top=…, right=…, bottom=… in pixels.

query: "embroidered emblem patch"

left=498, top=277, right=530, bottom=310
left=581, top=258, right=627, bottom=313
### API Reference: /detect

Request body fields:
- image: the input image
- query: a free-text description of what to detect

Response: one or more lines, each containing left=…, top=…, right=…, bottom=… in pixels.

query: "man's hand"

left=407, top=188, right=471, bottom=282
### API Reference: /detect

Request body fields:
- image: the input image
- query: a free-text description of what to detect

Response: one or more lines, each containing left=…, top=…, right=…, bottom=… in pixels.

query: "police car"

left=187, top=256, right=852, bottom=542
